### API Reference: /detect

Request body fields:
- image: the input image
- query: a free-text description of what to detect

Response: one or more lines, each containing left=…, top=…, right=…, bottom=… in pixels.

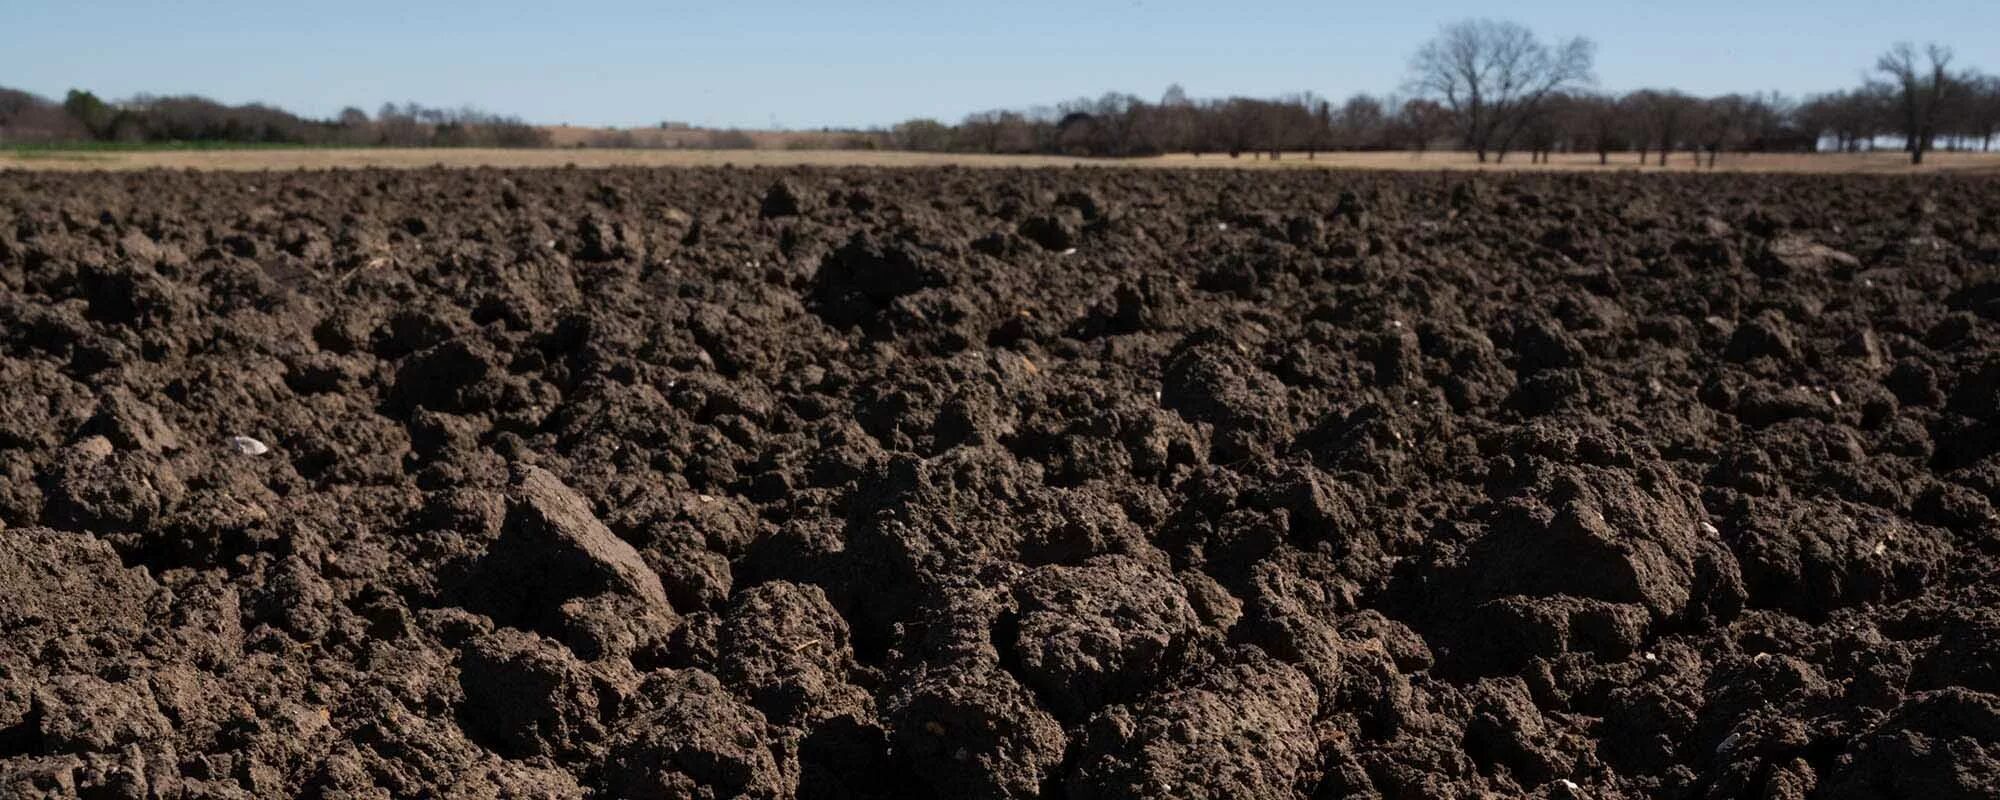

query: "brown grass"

left=5, top=147, right=1997, bottom=174
left=1196, top=150, right=2000, bottom=174
left=539, top=125, right=879, bottom=150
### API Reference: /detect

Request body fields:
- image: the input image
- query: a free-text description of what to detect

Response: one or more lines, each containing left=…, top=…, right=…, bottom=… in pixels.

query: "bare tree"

left=1260, top=98, right=1317, bottom=158
left=1301, top=94, right=1332, bottom=159
left=1396, top=99, right=1454, bottom=156
left=1215, top=98, right=1261, bottom=158
left=1570, top=92, right=1624, bottom=165
left=1519, top=92, right=1576, bottom=163
left=1732, top=92, right=1808, bottom=152
left=959, top=110, right=1038, bottom=154
left=1696, top=95, right=1750, bottom=167
left=1680, top=99, right=1712, bottom=166
left=0, top=87, right=90, bottom=143
left=1968, top=74, right=2000, bottom=150
left=1407, top=18, right=1595, bottom=162
left=1693, top=94, right=1791, bottom=166
left=1799, top=89, right=1887, bottom=151
left=1627, top=89, right=1695, bottom=166
left=1336, top=94, right=1387, bottom=150
left=1272, top=92, right=1332, bottom=158
left=1873, top=42, right=1963, bottom=164
left=891, top=118, right=953, bottom=151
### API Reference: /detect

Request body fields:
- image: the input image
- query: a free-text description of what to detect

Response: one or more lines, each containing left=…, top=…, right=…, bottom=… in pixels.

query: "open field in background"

left=5, top=146, right=1998, bottom=173
left=0, top=147, right=1092, bottom=171
left=539, top=125, right=878, bottom=150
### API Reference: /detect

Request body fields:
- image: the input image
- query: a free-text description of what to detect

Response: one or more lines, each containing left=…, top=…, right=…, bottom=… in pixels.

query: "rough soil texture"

left=0, top=166, right=1997, bottom=799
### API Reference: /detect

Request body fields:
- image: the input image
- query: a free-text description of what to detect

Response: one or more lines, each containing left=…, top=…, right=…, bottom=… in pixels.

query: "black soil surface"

left=2, top=166, right=1998, bottom=799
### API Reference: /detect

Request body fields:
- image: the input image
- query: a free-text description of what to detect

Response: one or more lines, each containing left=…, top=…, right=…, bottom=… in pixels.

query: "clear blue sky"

left=6, top=1, right=1994, bottom=129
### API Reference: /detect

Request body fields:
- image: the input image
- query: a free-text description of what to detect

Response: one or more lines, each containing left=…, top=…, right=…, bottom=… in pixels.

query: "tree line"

left=5, top=21, right=1998, bottom=162
left=0, top=89, right=549, bottom=148
left=888, top=21, right=2000, bottom=165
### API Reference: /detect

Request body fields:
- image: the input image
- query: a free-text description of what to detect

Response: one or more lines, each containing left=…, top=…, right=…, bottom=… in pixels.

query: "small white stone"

left=1216, top=223, right=1229, bottom=230
left=1701, top=521, right=1720, bottom=536
left=1060, top=247, right=1078, bottom=256
left=1643, top=652, right=1658, bottom=662
left=229, top=435, right=270, bottom=456
left=1829, top=389, right=1843, bottom=406
left=1557, top=778, right=1581, bottom=791
left=1871, top=541, right=1887, bottom=557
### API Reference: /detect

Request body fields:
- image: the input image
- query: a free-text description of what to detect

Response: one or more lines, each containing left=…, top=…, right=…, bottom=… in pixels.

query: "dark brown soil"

left=1, top=165, right=1997, bottom=799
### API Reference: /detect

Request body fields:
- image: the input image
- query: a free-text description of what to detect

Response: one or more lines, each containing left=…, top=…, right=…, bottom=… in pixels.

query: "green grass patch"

left=5, top=149, right=117, bottom=162
left=7, top=140, right=354, bottom=155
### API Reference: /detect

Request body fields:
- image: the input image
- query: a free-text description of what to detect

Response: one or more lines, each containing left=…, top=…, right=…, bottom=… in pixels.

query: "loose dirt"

left=1, top=166, right=1996, bottom=799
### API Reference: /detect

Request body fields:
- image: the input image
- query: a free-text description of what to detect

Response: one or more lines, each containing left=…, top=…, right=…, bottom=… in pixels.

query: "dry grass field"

left=5, top=146, right=1997, bottom=173
left=1191, top=149, right=2000, bottom=174
left=539, top=125, right=880, bottom=150
left=0, top=148, right=1089, bottom=171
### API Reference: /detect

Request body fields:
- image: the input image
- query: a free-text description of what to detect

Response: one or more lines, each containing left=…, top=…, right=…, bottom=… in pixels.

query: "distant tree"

left=1396, top=98, right=1454, bottom=155
left=1265, top=98, right=1320, bottom=158
left=1336, top=94, right=1387, bottom=150
left=1798, top=89, right=1886, bottom=151
left=1522, top=92, right=1588, bottom=163
left=1873, top=42, right=1965, bottom=164
left=1054, top=111, right=1098, bottom=155
left=1569, top=92, right=1624, bottom=164
left=375, top=103, right=425, bottom=146
left=1518, top=110, right=1558, bottom=164
left=62, top=89, right=113, bottom=138
left=1080, top=92, right=1148, bottom=156
left=1213, top=98, right=1261, bottom=158
left=705, top=129, right=756, bottom=149
left=959, top=110, right=1037, bottom=154
left=332, top=107, right=373, bottom=145
left=1309, top=97, right=1332, bottom=158
left=1276, top=92, right=1330, bottom=159
left=1245, top=99, right=1287, bottom=158
left=0, top=88, right=41, bottom=119
left=1730, top=92, right=1807, bottom=152
left=1157, top=84, right=1200, bottom=154
left=1694, top=95, right=1747, bottom=167
left=891, top=118, right=953, bottom=151
left=1627, top=89, right=1695, bottom=166
left=0, top=86, right=89, bottom=143
left=1679, top=97, right=1713, bottom=166
left=1407, top=18, right=1595, bottom=162
left=1967, top=75, right=2000, bottom=150
left=1619, top=93, right=1650, bottom=163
